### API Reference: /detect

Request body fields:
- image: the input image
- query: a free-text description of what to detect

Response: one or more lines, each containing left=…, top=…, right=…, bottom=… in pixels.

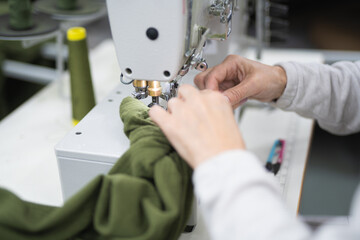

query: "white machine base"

left=55, top=83, right=197, bottom=230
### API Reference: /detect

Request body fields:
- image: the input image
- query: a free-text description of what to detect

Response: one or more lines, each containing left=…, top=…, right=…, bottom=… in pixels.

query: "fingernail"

left=239, top=98, right=248, bottom=105
left=148, top=106, right=157, bottom=115
left=223, top=94, right=230, bottom=103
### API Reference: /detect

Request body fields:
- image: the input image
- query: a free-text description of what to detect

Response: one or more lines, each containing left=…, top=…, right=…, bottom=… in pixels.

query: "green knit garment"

left=0, top=97, right=194, bottom=240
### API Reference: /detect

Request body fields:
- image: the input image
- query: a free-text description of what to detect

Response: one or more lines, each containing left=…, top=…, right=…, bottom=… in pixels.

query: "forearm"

left=275, top=61, right=360, bottom=135
left=193, top=150, right=311, bottom=240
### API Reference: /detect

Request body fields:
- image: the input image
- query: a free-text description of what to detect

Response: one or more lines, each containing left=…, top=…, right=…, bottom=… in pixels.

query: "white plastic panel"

left=55, top=84, right=132, bottom=164
left=107, top=0, right=187, bottom=81
left=58, top=157, right=113, bottom=200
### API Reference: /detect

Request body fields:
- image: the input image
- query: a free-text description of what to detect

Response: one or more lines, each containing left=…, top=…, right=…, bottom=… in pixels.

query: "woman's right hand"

left=194, top=55, right=288, bottom=108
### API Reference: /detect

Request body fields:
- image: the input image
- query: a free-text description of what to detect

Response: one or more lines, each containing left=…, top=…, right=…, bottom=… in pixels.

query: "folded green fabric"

left=0, top=97, right=194, bottom=240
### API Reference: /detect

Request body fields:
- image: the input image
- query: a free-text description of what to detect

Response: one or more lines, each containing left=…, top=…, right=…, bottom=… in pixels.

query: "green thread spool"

left=8, top=0, right=33, bottom=30
left=67, top=27, right=96, bottom=125
left=0, top=51, right=4, bottom=90
left=56, top=0, right=78, bottom=10
left=0, top=51, right=5, bottom=119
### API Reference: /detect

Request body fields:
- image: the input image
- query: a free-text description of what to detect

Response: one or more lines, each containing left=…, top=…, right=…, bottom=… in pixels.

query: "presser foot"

left=148, top=97, right=161, bottom=108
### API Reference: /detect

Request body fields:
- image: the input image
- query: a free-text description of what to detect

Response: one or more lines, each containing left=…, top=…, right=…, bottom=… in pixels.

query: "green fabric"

left=56, top=0, right=78, bottom=10
left=68, top=37, right=96, bottom=122
left=8, top=0, right=33, bottom=30
left=0, top=97, right=194, bottom=240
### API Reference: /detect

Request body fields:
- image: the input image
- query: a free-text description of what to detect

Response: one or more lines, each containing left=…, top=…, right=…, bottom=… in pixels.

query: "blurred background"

left=1, top=0, right=359, bottom=121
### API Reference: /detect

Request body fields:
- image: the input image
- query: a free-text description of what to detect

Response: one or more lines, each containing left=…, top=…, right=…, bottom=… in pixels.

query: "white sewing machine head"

left=107, top=0, right=236, bottom=106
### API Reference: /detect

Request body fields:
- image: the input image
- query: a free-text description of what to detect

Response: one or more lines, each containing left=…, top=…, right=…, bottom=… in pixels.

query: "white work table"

left=0, top=40, right=122, bottom=206
left=0, top=40, right=322, bottom=239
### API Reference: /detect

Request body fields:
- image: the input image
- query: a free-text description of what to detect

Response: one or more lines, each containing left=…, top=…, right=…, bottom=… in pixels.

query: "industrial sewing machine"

left=56, top=0, right=249, bottom=232
left=107, top=0, right=237, bottom=108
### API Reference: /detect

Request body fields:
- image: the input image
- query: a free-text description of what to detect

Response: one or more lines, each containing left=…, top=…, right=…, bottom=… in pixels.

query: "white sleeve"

left=275, top=61, right=360, bottom=135
left=193, top=150, right=360, bottom=240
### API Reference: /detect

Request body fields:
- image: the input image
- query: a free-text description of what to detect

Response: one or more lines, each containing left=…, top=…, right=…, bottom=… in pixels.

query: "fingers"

left=148, top=105, right=173, bottom=132
left=178, top=84, right=200, bottom=101
left=194, top=68, right=211, bottom=90
left=167, top=97, right=183, bottom=114
left=194, top=55, right=242, bottom=91
left=204, top=64, right=233, bottom=91
left=231, top=98, right=248, bottom=109
left=223, top=81, right=254, bottom=106
left=201, top=89, right=228, bottom=103
left=223, top=84, right=245, bottom=106
left=194, top=67, right=222, bottom=91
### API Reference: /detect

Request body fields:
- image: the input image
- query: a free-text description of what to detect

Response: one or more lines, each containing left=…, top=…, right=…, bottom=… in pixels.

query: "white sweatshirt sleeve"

left=275, top=61, right=360, bottom=135
left=193, top=150, right=360, bottom=240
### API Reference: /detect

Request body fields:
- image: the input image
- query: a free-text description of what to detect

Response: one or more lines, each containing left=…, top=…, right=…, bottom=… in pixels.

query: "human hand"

left=149, top=85, right=245, bottom=169
left=194, top=55, right=287, bottom=108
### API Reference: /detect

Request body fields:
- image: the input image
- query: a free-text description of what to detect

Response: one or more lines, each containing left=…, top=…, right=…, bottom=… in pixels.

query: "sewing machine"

left=107, top=0, right=237, bottom=107
left=55, top=0, right=241, bottom=232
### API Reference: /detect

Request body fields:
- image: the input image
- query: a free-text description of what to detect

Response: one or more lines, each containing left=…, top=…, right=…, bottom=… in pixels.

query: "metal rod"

left=2, top=60, right=56, bottom=85
left=256, top=0, right=264, bottom=60
left=40, top=42, right=69, bottom=61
